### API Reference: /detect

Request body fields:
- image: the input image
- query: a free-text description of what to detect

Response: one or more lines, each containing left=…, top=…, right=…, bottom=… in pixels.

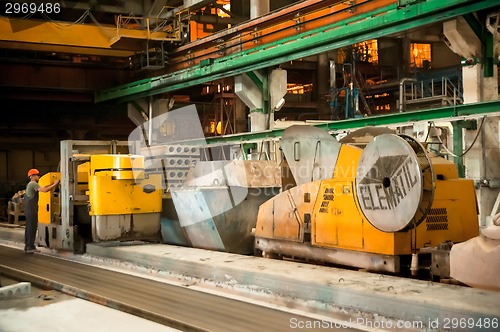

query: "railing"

left=403, top=77, right=463, bottom=110
left=116, top=14, right=183, bottom=42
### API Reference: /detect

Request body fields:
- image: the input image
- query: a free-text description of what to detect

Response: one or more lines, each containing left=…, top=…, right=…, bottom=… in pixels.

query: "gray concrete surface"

left=86, top=242, right=500, bottom=327
left=0, top=226, right=24, bottom=243
left=0, top=276, right=179, bottom=332
left=0, top=282, right=30, bottom=299
left=1, top=226, right=499, bottom=331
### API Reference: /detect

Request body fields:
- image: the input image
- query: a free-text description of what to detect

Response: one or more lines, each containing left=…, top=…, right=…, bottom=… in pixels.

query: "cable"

left=0, top=12, right=35, bottom=21
left=430, top=116, right=486, bottom=158
left=41, top=9, right=90, bottom=29
left=88, top=11, right=114, bottom=39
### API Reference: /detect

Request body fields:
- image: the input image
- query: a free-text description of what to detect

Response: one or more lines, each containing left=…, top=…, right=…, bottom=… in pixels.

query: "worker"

left=24, top=169, right=59, bottom=254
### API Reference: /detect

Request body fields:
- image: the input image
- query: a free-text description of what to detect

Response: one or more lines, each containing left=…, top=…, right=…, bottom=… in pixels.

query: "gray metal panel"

left=159, top=196, right=191, bottom=246
left=355, top=134, right=424, bottom=232
left=59, top=140, right=130, bottom=251
left=174, top=187, right=280, bottom=254
left=255, top=237, right=400, bottom=273
left=92, top=214, right=160, bottom=242
left=183, top=161, right=229, bottom=187
left=281, top=125, right=341, bottom=185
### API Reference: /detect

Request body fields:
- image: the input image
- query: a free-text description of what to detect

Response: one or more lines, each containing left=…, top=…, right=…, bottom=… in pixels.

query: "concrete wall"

left=0, top=148, right=60, bottom=198
left=431, top=42, right=461, bottom=69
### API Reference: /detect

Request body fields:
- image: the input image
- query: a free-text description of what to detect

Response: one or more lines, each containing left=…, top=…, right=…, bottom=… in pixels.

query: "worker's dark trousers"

left=24, top=194, right=39, bottom=251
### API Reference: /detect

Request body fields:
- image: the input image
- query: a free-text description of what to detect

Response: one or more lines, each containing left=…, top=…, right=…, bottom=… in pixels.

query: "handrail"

left=402, top=76, right=463, bottom=110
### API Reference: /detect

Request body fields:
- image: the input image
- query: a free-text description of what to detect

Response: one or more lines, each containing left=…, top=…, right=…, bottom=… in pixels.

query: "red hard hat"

left=27, top=169, right=40, bottom=177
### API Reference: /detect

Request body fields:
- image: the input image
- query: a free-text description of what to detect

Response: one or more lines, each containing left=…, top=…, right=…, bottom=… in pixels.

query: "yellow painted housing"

left=88, top=155, right=162, bottom=216
left=38, top=172, right=61, bottom=225
left=0, top=17, right=174, bottom=56
left=255, top=144, right=479, bottom=257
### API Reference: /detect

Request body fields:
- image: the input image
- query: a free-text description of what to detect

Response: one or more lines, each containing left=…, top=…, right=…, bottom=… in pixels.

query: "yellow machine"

left=254, top=126, right=479, bottom=274
left=38, top=172, right=61, bottom=225
left=87, top=154, right=162, bottom=241
left=37, top=142, right=162, bottom=251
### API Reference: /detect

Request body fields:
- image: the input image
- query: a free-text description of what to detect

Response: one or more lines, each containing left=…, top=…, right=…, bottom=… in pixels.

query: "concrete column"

left=234, top=97, right=247, bottom=133
left=464, top=113, right=500, bottom=227
left=444, top=16, right=500, bottom=226
left=462, top=65, right=499, bottom=104
left=317, top=53, right=330, bottom=119
left=249, top=111, right=268, bottom=132
left=250, top=0, right=269, bottom=19
left=463, top=68, right=500, bottom=226
left=249, top=0, right=268, bottom=132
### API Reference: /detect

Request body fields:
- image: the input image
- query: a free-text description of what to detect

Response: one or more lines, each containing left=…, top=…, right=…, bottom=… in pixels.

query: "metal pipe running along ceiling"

left=95, top=0, right=498, bottom=103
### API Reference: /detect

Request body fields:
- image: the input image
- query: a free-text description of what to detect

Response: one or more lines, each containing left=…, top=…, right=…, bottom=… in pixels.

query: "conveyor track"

left=0, top=245, right=352, bottom=332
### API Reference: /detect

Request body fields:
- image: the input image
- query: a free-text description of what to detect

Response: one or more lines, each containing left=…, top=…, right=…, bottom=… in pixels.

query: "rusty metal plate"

left=356, top=134, right=425, bottom=232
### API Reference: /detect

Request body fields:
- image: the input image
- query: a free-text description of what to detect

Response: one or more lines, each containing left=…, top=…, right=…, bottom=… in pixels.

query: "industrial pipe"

left=250, top=0, right=270, bottom=19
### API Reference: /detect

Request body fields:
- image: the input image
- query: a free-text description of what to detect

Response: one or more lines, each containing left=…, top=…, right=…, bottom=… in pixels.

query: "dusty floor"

left=0, top=276, right=178, bottom=332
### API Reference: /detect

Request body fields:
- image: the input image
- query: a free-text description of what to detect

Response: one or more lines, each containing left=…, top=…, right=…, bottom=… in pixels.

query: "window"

left=411, top=43, right=431, bottom=68
left=339, top=40, right=378, bottom=64
left=287, top=83, right=313, bottom=94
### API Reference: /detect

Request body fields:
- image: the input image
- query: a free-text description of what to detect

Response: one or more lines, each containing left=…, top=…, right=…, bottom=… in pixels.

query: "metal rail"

left=167, top=0, right=390, bottom=72
left=95, top=0, right=497, bottom=102
left=199, top=100, right=500, bottom=144
left=0, top=245, right=348, bottom=332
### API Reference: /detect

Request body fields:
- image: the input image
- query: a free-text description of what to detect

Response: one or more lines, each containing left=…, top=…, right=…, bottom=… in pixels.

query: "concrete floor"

left=0, top=277, right=178, bottom=332
left=1, top=226, right=500, bottom=331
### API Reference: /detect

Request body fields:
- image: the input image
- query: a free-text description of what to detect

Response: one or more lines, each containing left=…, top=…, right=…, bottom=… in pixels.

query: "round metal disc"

left=399, top=134, right=435, bottom=227
left=355, top=134, right=425, bottom=232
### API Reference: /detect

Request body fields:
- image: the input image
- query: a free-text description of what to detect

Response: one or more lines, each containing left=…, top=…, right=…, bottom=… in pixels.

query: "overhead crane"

left=0, top=3, right=185, bottom=57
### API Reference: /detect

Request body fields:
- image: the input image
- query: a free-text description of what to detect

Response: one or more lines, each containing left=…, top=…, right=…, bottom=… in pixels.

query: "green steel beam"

left=262, top=68, right=269, bottom=114
left=463, top=13, right=484, bottom=40
left=203, top=100, right=500, bottom=144
left=96, top=0, right=498, bottom=103
left=484, top=32, right=495, bottom=77
left=452, top=121, right=465, bottom=178
left=463, top=12, right=495, bottom=77
left=245, top=71, right=263, bottom=92
left=130, top=100, right=146, bottom=115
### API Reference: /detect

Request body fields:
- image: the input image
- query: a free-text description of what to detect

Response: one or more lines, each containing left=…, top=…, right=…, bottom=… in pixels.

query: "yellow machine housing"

left=38, top=172, right=61, bottom=225
left=87, top=154, right=162, bottom=241
left=255, top=136, right=479, bottom=273
left=37, top=153, right=162, bottom=247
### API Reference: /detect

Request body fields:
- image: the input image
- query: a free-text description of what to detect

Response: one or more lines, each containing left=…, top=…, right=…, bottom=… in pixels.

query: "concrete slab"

left=0, top=282, right=30, bottom=300
left=1, top=226, right=499, bottom=330
left=0, top=277, right=178, bottom=332
left=86, top=242, right=500, bottom=328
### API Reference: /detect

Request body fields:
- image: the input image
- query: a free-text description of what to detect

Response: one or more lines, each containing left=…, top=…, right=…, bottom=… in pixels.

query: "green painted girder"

left=463, top=12, right=495, bottom=77
left=95, top=0, right=499, bottom=103
left=245, top=71, right=263, bottom=92
left=203, top=100, right=500, bottom=144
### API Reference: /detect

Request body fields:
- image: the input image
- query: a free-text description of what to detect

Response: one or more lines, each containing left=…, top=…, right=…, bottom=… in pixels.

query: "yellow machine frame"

left=38, top=172, right=61, bottom=225
left=255, top=142, right=479, bottom=273
left=37, top=144, right=162, bottom=251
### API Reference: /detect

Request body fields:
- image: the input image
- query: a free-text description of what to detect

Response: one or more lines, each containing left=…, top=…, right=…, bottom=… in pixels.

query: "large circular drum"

left=355, top=134, right=434, bottom=232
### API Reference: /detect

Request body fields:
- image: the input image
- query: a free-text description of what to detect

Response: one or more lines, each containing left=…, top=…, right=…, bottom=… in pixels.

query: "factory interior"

left=1, top=0, right=500, bottom=330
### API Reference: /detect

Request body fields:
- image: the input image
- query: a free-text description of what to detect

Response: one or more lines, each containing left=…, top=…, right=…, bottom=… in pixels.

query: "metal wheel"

left=355, top=134, right=435, bottom=232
